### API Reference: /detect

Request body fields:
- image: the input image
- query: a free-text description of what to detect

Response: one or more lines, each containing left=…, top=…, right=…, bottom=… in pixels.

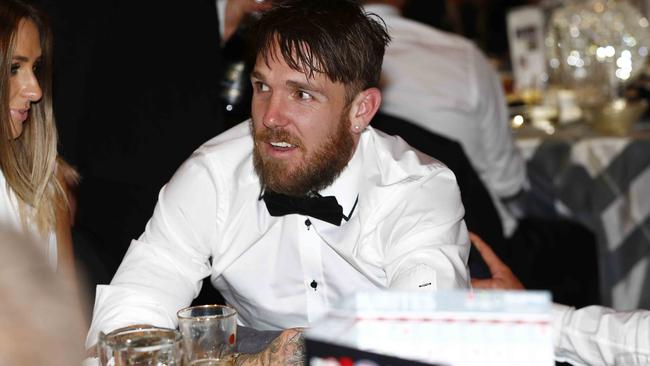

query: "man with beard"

left=86, top=0, right=470, bottom=362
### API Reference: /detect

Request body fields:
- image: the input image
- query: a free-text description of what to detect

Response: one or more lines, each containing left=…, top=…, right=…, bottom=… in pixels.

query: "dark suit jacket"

left=39, top=0, right=227, bottom=289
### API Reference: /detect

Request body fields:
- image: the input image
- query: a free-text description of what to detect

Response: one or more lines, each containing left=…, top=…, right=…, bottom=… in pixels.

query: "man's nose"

left=262, top=94, right=289, bottom=129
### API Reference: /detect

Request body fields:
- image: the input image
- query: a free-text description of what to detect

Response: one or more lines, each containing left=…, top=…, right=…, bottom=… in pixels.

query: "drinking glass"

left=97, top=325, right=183, bottom=366
left=177, top=305, right=238, bottom=365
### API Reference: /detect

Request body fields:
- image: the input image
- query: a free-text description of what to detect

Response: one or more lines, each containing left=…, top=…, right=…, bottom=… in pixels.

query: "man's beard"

left=252, top=115, right=355, bottom=197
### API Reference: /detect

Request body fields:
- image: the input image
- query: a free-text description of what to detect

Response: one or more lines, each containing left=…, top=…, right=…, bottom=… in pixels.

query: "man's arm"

left=86, top=154, right=220, bottom=348
left=383, top=167, right=471, bottom=291
left=553, top=304, right=650, bottom=366
left=237, top=329, right=305, bottom=366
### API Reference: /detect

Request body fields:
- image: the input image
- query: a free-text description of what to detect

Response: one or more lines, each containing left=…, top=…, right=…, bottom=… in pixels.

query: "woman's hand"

left=469, top=232, right=525, bottom=290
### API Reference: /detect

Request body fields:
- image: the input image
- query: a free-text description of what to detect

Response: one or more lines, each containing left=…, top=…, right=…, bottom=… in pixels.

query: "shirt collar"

left=318, top=133, right=364, bottom=219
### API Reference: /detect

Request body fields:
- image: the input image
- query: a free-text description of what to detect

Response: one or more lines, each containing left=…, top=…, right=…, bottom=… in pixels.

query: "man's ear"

left=348, top=87, right=382, bottom=135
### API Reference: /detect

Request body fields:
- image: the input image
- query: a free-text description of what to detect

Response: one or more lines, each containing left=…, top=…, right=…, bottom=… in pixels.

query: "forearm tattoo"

left=237, top=330, right=305, bottom=365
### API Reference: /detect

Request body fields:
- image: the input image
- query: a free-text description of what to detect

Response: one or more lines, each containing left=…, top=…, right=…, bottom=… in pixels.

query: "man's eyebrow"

left=286, top=80, right=324, bottom=95
left=250, top=70, right=264, bottom=80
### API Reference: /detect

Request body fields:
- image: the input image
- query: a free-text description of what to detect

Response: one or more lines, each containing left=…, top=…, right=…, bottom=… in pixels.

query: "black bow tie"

left=262, top=190, right=344, bottom=226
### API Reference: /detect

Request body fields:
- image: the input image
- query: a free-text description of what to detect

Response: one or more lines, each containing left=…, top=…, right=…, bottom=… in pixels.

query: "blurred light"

left=594, top=1, right=605, bottom=13
left=616, top=68, right=631, bottom=80
left=623, top=34, right=637, bottom=47
left=550, top=58, right=561, bottom=68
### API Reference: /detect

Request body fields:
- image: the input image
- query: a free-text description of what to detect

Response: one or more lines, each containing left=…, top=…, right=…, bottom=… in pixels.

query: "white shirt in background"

left=366, top=4, right=526, bottom=236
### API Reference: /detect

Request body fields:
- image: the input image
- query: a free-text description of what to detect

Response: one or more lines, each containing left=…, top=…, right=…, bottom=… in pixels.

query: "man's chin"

left=263, top=172, right=302, bottom=195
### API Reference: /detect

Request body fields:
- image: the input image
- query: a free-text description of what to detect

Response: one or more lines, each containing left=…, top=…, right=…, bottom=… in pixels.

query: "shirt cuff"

left=390, top=263, right=438, bottom=290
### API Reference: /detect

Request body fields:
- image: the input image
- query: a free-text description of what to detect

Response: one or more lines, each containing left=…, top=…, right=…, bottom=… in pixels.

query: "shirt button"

left=305, top=219, right=312, bottom=228
left=310, top=280, right=318, bottom=290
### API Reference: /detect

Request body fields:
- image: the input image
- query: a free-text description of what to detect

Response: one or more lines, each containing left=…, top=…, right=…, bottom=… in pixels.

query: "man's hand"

left=223, top=0, right=272, bottom=42
left=236, top=328, right=305, bottom=365
left=469, top=232, right=525, bottom=290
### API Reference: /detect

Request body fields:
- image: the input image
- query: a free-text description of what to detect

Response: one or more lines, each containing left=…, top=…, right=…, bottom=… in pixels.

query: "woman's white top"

left=0, top=169, right=57, bottom=269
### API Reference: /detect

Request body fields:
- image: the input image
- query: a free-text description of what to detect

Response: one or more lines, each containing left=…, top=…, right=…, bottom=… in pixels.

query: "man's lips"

left=264, top=140, right=300, bottom=157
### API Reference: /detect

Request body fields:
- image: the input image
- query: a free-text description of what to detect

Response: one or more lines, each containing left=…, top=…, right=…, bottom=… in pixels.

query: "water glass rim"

left=98, top=324, right=182, bottom=350
left=177, top=304, right=237, bottom=320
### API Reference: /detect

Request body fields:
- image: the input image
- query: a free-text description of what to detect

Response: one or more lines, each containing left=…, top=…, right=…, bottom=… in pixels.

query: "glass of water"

left=97, top=324, right=183, bottom=366
left=177, top=305, right=238, bottom=365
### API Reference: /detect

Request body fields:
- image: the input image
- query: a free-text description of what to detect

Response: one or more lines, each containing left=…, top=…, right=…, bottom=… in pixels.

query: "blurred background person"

left=0, top=226, right=86, bottom=366
left=365, top=0, right=526, bottom=238
left=0, top=0, right=78, bottom=283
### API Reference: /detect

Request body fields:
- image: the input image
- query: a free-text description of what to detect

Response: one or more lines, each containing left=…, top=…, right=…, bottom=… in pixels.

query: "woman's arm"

left=54, top=158, right=88, bottom=332
left=54, top=157, right=79, bottom=277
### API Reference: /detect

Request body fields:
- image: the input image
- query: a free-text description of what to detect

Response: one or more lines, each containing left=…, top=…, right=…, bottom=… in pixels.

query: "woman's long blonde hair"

left=0, top=0, right=67, bottom=236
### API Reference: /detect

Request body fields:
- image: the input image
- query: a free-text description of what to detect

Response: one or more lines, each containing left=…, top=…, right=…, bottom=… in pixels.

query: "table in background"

left=515, top=122, right=650, bottom=310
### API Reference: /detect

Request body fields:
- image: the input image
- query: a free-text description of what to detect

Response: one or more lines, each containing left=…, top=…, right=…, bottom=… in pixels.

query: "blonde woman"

left=0, top=0, right=78, bottom=278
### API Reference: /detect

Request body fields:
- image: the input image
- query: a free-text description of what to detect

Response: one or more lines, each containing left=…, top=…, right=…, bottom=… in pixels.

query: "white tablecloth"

left=516, top=124, right=650, bottom=310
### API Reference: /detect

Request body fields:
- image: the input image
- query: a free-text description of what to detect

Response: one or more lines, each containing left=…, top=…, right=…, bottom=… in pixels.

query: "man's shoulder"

left=197, top=121, right=253, bottom=154
left=359, top=128, right=461, bottom=220
left=181, top=121, right=254, bottom=168
left=364, top=127, right=449, bottom=184
left=175, top=121, right=254, bottom=179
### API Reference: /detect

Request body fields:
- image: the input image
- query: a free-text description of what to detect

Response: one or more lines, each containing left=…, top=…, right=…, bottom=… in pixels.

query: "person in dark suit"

left=37, top=0, right=270, bottom=317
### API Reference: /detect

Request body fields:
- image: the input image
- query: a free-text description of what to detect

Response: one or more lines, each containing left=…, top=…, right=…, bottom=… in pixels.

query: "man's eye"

left=254, top=82, right=269, bottom=92
left=297, top=91, right=312, bottom=100
left=10, top=63, right=19, bottom=75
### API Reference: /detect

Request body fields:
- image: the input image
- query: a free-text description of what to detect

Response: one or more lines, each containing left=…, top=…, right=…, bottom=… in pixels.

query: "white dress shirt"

left=366, top=4, right=526, bottom=236
left=86, top=121, right=470, bottom=347
left=553, top=303, right=650, bottom=365
left=0, top=169, right=57, bottom=269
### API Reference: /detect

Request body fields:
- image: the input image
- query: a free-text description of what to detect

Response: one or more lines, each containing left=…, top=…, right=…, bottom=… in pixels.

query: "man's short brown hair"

left=250, top=0, right=390, bottom=102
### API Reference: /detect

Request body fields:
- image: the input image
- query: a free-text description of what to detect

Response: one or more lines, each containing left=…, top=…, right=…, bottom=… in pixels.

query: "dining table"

left=514, top=117, right=650, bottom=310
